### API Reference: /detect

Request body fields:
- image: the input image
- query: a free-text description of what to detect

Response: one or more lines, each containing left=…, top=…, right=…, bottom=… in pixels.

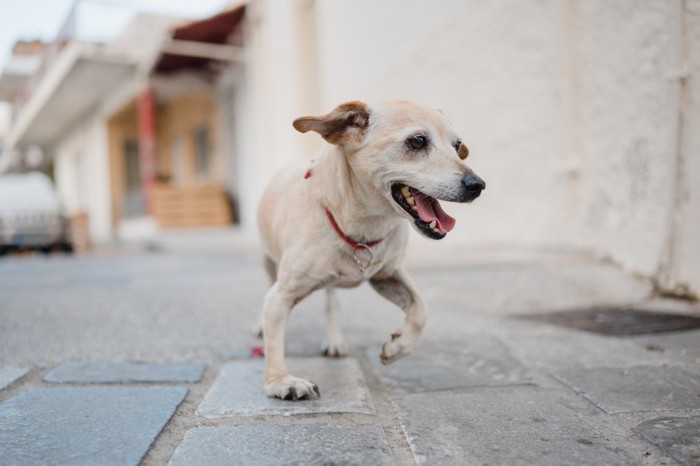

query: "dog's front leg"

left=262, top=282, right=320, bottom=400
left=370, top=267, right=427, bottom=364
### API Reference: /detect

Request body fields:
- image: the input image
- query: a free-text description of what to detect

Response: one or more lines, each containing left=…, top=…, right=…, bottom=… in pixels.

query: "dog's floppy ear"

left=458, top=143, right=469, bottom=160
left=293, top=101, right=370, bottom=145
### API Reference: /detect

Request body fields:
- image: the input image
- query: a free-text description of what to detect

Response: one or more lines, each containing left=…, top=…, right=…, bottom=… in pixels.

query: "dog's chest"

left=328, top=248, right=395, bottom=287
left=332, top=265, right=378, bottom=288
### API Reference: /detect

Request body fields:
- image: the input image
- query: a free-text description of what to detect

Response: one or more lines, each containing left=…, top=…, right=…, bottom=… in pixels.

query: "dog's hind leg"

left=370, top=267, right=427, bottom=365
left=321, top=287, right=348, bottom=357
left=263, top=255, right=278, bottom=282
left=254, top=256, right=278, bottom=338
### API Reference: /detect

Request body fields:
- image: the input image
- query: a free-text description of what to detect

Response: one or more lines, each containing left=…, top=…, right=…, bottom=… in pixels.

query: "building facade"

left=0, top=4, right=245, bottom=243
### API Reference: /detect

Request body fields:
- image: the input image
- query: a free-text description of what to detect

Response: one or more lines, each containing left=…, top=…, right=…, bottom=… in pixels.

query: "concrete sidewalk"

left=0, top=240, right=699, bottom=465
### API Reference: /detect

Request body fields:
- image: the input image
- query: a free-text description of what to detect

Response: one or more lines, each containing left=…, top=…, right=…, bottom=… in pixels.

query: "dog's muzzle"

left=391, top=172, right=486, bottom=240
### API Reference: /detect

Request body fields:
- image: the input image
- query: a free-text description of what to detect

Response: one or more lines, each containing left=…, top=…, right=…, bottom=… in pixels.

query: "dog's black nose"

left=462, top=173, right=486, bottom=201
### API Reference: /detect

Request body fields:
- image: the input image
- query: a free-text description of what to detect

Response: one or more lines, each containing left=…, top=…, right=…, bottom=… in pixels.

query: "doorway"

left=122, top=138, right=144, bottom=218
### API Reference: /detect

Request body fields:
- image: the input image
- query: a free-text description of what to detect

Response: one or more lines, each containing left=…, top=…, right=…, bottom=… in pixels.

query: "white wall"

left=309, top=0, right=698, bottom=294
left=241, top=0, right=699, bottom=294
left=660, top=0, right=700, bottom=296
left=570, top=1, right=681, bottom=275
left=0, top=104, right=10, bottom=140
left=238, top=0, right=321, bottom=234
left=217, top=62, right=250, bottom=227
left=54, top=115, right=112, bottom=243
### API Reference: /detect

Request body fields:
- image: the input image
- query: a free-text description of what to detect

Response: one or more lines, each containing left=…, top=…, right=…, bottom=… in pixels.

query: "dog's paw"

left=379, top=331, right=417, bottom=365
left=265, top=375, right=320, bottom=401
left=322, top=340, right=349, bottom=358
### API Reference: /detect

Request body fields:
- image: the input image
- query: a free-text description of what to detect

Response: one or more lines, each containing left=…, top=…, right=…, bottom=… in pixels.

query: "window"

left=123, top=138, right=144, bottom=218
left=194, top=124, right=212, bottom=183
left=171, top=136, right=185, bottom=184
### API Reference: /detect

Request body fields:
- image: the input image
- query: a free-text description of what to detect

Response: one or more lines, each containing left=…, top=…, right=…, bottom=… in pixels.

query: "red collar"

left=307, top=167, right=387, bottom=250
left=324, top=208, right=386, bottom=250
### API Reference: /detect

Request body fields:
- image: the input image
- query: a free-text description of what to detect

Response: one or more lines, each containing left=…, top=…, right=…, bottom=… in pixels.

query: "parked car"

left=0, top=171, right=73, bottom=255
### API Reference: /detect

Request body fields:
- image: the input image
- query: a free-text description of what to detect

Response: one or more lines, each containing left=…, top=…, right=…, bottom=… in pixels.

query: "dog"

left=256, top=100, right=485, bottom=400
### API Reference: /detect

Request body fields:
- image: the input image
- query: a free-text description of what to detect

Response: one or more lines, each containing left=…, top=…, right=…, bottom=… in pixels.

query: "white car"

left=0, top=171, right=73, bottom=255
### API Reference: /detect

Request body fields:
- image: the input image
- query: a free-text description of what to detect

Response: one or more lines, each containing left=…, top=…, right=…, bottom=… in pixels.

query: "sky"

left=0, top=0, right=231, bottom=65
left=0, top=0, right=232, bottom=124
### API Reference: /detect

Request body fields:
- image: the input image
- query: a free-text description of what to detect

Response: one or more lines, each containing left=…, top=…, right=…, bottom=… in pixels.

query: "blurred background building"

left=0, top=0, right=698, bottom=298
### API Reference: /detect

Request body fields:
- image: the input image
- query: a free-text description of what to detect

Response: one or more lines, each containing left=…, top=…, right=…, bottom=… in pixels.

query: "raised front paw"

left=379, top=330, right=418, bottom=365
left=265, top=375, right=320, bottom=400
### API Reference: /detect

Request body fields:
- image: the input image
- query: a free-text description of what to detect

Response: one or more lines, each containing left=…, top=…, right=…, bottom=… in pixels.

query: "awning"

left=2, top=42, right=134, bottom=150
left=154, top=4, right=245, bottom=74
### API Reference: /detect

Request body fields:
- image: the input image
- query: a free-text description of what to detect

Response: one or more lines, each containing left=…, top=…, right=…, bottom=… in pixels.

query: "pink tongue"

left=412, top=190, right=456, bottom=233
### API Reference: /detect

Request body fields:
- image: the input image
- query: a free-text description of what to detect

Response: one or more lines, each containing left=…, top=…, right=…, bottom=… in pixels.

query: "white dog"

left=257, top=100, right=485, bottom=400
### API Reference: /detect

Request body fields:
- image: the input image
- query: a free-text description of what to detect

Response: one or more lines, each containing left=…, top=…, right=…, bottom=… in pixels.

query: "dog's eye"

left=408, top=135, right=427, bottom=150
left=453, top=140, right=462, bottom=152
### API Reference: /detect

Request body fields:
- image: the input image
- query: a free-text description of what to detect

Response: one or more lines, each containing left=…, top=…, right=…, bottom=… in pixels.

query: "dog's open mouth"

left=391, top=183, right=456, bottom=240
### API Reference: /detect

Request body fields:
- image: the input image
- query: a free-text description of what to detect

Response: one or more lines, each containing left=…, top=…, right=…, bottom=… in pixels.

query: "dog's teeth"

left=429, top=220, right=437, bottom=229
left=401, top=185, right=411, bottom=197
left=406, top=196, right=415, bottom=206
left=433, top=227, right=441, bottom=233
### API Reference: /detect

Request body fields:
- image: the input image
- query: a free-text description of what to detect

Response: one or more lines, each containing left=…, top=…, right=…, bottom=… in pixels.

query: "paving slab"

left=553, top=366, right=700, bottom=413
left=197, top=358, right=375, bottom=417
left=632, top=416, right=700, bottom=466
left=502, top=328, right=671, bottom=370
left=0, top=386, right=187, bottom=466
left=0, top=367, right=28, bottom=391
left=632, top=329, right=700, bottom=361
left=44, top=360, right=205, bottom=383
left=169, top=424, right=395, bottom=466
left=395, top=386, right=631, bottom=465
left=367, top=338, right=530, bottom=394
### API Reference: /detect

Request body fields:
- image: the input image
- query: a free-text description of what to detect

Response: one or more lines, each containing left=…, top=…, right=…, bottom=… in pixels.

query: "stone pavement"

left=1, top=237, right=699, bottom=465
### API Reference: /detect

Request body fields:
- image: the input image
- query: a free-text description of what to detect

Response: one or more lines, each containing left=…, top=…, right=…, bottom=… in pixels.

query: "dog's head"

left=293, top=100, right=485, bottom=240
